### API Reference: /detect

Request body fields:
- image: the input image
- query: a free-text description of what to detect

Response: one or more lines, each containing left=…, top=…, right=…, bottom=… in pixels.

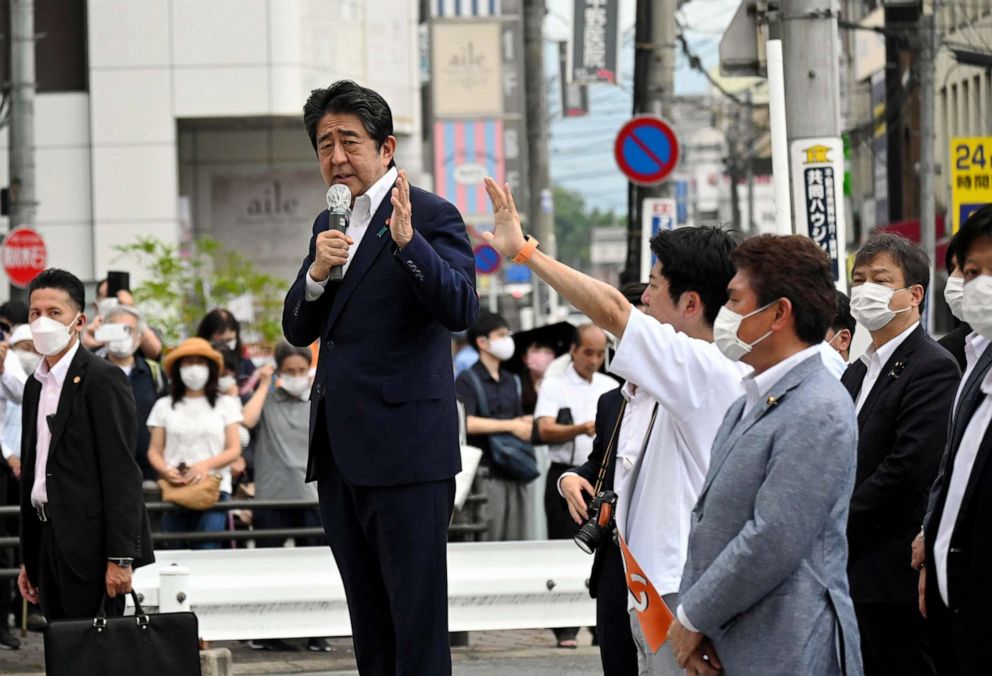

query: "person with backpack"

left=455, top=312, right=535, bottom=541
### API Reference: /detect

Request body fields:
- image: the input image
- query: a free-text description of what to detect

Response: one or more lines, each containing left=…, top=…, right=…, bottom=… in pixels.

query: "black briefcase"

left=44, top=591, right=201, bottom=676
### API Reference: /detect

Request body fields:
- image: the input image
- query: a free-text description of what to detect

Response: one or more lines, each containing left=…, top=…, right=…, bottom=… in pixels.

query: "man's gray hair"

left=103, top=303, right=147, bottom=333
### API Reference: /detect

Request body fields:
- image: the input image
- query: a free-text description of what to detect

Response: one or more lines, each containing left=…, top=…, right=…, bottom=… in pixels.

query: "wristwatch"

left=108, top=558, right=133, bottom=569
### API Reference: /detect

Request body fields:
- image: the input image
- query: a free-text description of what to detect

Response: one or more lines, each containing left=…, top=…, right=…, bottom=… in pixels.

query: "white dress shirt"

left=534, top=365, right=618, bottom=465
left=953, top=332, right=990, bottom=412
left=31, top=340, right=81, bottom=507
left=305, top=166, right=399, bottom=301
left=608, top=309, right=748, bottom=599
left=742, top=344, right=824, bottom=417
left=934, top=359, right=992, bottom=605
left=855, top=321, right=919, bottom=413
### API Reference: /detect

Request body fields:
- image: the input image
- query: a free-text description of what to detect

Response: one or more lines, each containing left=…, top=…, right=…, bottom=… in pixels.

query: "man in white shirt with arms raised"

left=484, top=178, right=745, bottom=674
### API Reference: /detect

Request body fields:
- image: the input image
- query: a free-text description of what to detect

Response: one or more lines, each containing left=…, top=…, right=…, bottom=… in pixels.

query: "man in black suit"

left=920, top=204, right=992, bottom=675
left=17, top=269, right=153, bottom=621
left=842, top=234, right=960, bottom=675
left=283, top=81, right=478, bottom=676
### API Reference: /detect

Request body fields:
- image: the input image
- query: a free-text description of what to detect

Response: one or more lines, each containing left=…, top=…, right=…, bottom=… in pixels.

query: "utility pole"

left=917, top=0, right=936, bottom=333
left=746, top=89, right=756, bottom=234
left=780, top=0, right=846, bottom=284
left=522, top=0, right=556, bottom=325
left=623, top=0, right=677, bottom=283
left=8, top=0, right=36, bottom=301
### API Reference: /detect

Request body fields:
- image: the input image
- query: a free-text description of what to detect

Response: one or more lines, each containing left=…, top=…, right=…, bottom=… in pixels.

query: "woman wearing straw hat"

left=147, top=337, right=243, bottom=549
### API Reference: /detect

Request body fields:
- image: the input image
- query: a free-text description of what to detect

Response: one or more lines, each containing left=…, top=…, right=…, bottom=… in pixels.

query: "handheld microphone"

left=325, top=184, right=352, bottom=281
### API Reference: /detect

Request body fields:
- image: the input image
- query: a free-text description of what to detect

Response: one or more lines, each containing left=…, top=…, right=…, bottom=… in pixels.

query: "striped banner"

left=431, top=0, right=501, bottom=17
left=434, top=119, right=506, bottom=219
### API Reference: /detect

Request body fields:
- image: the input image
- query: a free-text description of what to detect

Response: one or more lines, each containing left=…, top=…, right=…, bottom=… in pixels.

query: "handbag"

left=462, top=369, right=540, bottom=482
left=157, top=473, right=222, bottom=510
left=44, top=591, right=201, bottom=676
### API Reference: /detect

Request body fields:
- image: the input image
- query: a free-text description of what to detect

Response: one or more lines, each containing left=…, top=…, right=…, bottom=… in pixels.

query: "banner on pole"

left=571, top=0, right=620, bottom=84
left=790, top=137, right=848, bottom=290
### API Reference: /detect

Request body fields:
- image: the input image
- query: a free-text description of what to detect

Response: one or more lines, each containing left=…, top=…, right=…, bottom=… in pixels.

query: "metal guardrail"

left=132, top=541, right=596, bottom=641
left=0, top=489, right=490, bottom=579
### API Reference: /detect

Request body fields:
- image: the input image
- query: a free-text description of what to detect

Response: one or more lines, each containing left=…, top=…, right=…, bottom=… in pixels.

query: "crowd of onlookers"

left=0, top=283, right=330, bottom=651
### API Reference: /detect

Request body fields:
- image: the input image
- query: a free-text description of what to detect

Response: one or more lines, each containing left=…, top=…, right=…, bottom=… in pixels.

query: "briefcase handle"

left=92, top=590, right=148, bottom=631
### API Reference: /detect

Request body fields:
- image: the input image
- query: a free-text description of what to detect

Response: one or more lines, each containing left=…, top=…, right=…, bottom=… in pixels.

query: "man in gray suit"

left=669, top=235, right=864, bottom=676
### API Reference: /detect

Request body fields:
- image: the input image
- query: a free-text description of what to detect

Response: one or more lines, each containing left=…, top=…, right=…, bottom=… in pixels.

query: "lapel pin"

left=888, top=361, right=906, bottom=379
left=73, top=376, right=81, bottom=384
left=766, top=395, right=778, bottom=407
left=377, top=225, right=388, bottom=239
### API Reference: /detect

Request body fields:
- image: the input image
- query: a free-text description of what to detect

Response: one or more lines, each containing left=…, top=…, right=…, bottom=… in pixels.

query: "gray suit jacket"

left=679, top=355, right=863, bottom=676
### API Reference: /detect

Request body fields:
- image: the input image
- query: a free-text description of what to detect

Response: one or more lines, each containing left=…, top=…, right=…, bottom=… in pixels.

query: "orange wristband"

left=512, top=235, right=540, bottom=264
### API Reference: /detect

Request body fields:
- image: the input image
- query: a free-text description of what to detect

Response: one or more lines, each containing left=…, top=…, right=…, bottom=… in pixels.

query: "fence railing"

left=0, top=484, right=489, bottom=579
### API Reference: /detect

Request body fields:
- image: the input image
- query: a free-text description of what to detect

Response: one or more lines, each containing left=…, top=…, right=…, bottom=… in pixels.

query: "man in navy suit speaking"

left=283, top=80, right=479, bottom=676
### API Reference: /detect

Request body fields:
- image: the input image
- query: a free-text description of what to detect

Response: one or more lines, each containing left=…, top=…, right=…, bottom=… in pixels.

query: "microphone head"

left=326, top=184, right=351, bottom=213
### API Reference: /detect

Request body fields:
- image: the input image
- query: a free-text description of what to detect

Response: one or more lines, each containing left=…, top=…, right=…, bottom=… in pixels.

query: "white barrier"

left=130, top=541, right=596, bottom=641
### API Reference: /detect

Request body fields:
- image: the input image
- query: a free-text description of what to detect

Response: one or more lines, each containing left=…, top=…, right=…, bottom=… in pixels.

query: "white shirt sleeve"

left=221, top=396, right=245, bottom=425
left=305, top=266, right=330, bottom=302
left=612, top=309, right=741, bottom=422
left=534, top=376, right=564, bottom=420
left=676, top=604, right=699, bottom=632
left=146, top=396, right=169, bottom=428
left=0, top=350, right=27, bottom=405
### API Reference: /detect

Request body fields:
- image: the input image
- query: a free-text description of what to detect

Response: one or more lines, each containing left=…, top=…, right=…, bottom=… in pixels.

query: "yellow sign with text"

left=951, top=137, right=992, bottom=233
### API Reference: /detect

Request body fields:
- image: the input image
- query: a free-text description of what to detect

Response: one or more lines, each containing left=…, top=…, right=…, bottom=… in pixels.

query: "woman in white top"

left=147, top=338, right=243, bottom=549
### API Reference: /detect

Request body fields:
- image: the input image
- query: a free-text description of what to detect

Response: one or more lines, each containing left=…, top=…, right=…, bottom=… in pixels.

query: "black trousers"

left=545, top=462, right=580, bottom=642
left=596, top=543, right=639, bottom=676
left=315, top=427, right=455, bottom=676
left=38, top=521, right=124, bottom=621
left=0, top=468, right=18, bottom=622
left=855, top=601, right=936, bottom=676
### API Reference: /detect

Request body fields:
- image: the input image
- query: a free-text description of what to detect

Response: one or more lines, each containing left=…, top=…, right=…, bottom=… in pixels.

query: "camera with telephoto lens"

left=574, top=490, right=618, bottom=555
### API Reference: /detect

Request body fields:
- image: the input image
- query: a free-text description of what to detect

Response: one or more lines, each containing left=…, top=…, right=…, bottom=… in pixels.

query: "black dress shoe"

left=0, top=627, right=20, bottom=650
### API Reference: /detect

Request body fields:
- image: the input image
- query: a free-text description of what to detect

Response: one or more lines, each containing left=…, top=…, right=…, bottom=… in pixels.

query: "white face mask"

left=713, top=302, right=775, bottom=362
left=106, top=325, right=138, bottom=358
left=15, top=349, right=41, bottom=374
left=850, top=282, right=911, bottom=331
left=962, top=275, right=992, bottom=340
left=226, top=339, right=237, bottom=351
left=280, top=375, right=311, bottom=399
left=217, top=375, right=237, bottom=392
left=30, top=313, right=81, bottom=356
left=486, top=335, right=516, bottom=362
left=944, top=275, right=965, bottom=321
left=179, top=364, right=210, bottom=391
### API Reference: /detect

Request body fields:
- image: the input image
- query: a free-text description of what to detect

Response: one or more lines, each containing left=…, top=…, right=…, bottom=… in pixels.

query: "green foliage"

left=114, top=236, right=285, bottom=347
left=553, top=185, right=617, bottom=270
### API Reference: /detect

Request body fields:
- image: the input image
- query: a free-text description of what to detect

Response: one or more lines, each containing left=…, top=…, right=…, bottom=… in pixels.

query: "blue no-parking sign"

left=474, top=244, right=501, bottom=275
left=614, top=116, right=680, bottom=186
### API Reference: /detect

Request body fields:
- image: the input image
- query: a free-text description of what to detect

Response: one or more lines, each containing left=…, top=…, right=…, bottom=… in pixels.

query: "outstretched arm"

left=483, top=178, right=631, bottom=338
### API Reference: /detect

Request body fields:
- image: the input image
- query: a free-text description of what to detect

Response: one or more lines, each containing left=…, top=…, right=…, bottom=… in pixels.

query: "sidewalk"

left=0, top=627, right=598, bottom=674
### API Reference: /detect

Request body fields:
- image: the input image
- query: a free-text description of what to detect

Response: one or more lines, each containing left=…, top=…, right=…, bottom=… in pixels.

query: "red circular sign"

left=3, top=226, right=47, bottom=288
left=614, top=116, right=680, bottom=186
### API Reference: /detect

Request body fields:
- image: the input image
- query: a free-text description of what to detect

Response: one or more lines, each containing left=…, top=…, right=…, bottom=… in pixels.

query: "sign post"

left=950, top=137, right=992, bottom=233
left=2, top=226, right=47, bottom=288
left=790, top=138, right=847, bottom=291
left=614, top=116, right=680, bottom=187
left=640, top=198, right=676, bottom=282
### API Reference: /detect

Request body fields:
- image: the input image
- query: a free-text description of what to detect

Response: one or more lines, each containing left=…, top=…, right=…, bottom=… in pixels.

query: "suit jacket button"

left=326, top=339, right=335, bottom=349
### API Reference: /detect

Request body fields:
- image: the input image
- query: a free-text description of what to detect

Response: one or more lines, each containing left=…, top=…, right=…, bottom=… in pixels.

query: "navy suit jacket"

left=283, top=182, right=479, bottom=487
left=840, top=326, right=959, bottom=603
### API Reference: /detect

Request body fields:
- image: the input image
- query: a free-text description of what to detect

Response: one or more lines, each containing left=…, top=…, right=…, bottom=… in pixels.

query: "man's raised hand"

left=483, top=178, right=527, bottom=258
left=388, top=169, right=414, bottom=249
